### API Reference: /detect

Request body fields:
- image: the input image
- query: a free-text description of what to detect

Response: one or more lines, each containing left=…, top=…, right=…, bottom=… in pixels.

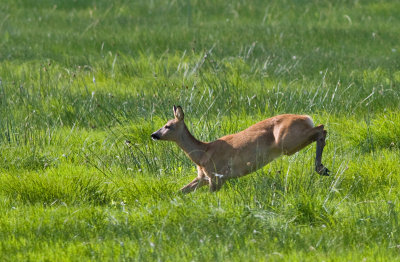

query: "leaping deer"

left=151, top=106, right=330, bottom=193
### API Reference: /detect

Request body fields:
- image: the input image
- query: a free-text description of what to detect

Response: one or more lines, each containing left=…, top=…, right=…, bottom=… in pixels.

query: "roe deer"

left=151, top=106, right=330, bottom=193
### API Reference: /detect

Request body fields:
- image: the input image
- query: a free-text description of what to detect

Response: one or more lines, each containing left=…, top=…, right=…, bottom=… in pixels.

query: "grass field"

left=1, top=0, right=400, bottom=260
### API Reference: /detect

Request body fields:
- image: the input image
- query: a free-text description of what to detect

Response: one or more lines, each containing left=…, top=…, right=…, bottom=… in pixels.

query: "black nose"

left=151, top=133, right=160, bottom=140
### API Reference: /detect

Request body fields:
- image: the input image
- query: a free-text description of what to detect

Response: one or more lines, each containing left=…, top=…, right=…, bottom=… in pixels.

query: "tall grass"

left=0, top=0, right=399, bottom=260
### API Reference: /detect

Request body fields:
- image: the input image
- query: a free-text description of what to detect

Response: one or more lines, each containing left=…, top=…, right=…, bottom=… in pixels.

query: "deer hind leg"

left=284, top=124, right=330, bottom=176
left=314, top=126, right=329, bottom=176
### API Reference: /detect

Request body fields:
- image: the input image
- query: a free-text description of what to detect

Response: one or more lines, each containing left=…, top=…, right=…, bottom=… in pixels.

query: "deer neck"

left=175, top=124, right=207, bottom=165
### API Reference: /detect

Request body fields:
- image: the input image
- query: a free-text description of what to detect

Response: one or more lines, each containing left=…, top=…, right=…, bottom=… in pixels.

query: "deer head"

left=151, top=105, right=185, bottom=141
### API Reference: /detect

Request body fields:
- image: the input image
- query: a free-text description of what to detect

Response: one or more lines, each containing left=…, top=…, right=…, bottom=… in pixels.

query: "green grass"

left=1, top=0, right=400, bottom=260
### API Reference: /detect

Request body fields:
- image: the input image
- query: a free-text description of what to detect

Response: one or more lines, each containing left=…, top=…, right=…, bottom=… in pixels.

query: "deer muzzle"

left=151, top=132, right=160, bottom=140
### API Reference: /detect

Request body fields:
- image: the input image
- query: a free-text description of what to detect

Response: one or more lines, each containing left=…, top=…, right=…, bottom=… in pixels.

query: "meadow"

left=0, top=0, right=400, bottom=260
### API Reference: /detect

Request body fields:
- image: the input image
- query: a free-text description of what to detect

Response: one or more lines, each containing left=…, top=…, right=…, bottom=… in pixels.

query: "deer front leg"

left=208, top=173, right=227, bottom=192
left=180, top=166, right=208, bottom=194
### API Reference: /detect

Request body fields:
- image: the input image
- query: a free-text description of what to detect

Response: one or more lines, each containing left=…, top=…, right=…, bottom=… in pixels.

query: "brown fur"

left=151, top=106, right=329, bottom=193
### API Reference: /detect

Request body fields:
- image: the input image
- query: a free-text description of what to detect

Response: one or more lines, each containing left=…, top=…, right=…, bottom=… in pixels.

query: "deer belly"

left=228, top=150, right=279, bottom=177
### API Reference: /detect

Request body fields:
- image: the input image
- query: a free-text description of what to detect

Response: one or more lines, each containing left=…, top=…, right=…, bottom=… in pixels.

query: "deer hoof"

left=317, top=166, right=330, bottom=176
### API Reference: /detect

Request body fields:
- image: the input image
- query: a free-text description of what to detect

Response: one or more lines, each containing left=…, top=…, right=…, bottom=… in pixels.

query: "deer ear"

left=173, top=105, right=184, bottom=120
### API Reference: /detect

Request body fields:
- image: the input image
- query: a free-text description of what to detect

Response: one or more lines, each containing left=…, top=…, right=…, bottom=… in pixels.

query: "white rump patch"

left=305, top=115, right=314, bottom=127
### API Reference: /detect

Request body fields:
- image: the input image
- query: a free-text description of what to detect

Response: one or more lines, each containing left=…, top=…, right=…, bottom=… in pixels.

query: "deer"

left=151, top=106, right=330, bottom=193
